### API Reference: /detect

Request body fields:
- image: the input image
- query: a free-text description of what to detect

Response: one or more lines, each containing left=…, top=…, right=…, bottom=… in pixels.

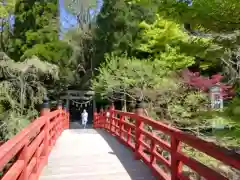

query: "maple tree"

left=182, top=69, right=234, bottom=99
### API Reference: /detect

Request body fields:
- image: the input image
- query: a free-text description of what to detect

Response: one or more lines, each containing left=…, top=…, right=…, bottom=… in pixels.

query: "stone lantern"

left=209, top=83, right=225, bottom=129
left=209, top=83, right=223, bottom=110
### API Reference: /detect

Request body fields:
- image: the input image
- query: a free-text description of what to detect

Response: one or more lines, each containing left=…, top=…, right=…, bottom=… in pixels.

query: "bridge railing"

left=0, top=109, right=69, bottom=180
left=94, top=110, right=240, bottom=180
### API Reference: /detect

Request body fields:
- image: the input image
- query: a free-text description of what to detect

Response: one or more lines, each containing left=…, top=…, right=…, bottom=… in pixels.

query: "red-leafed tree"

left=182, top=69, right=235, bottom=100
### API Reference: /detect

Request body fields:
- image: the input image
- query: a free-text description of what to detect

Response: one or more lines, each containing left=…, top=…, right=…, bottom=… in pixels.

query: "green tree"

left=0, top=52, right=59, bottom=140
left=132, top=0, right=240, bottom=32
left=62, top=0, right=98, bottom=90
left=0, top=0, right=15, bottom=52
left=93, top=0, right=157, bottom=66
left=9, top=0, right=61, bottom=62
left=131, top=0, right=240, bottom=83
left=135, top=15, right=221, bottom=70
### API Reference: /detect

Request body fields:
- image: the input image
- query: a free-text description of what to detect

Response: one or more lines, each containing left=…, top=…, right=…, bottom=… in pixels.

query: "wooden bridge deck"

left=40, top=126, right=156, bottom=180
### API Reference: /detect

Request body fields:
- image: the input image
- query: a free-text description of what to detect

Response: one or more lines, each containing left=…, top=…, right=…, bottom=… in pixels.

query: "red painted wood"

left=94, top=110, right=240, bottom=180
left=0, top=109, right=69, bottom=180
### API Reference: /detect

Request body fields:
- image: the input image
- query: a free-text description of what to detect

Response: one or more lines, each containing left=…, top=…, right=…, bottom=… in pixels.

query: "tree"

left=9, top=0, right=60, bottom=61
left=182, top=69, right=234, bottom=99
left=132, top=0, right=240, bottom=85
left=0, top=52, right=59, bottom=140
left=0, top=0, right=15, bottom=52
left=132, top=0, right=240, bottom=32
left=62, top=0, right=100, bottom=89
left=92, top=53, right=208, bottom=128
left=63, top=0, right=98, bottom=28
left=93, top=0, right=157, bottom=67
left=92, top=1, right=240, bottom=178
left=21, top=41, right=72, bottom=66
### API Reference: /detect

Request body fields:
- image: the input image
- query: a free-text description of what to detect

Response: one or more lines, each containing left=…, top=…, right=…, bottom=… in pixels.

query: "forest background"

left=0, top=0, right=240, bottom=178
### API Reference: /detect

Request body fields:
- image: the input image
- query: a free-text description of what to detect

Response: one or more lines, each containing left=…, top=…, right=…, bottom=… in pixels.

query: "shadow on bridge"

left=40, top=122, right=155, bottom=180
left=69, top=121, right=155, bottom=179
left=68, top=122, right=156, bottom=178
left=95, top=129, right=156, bottom=179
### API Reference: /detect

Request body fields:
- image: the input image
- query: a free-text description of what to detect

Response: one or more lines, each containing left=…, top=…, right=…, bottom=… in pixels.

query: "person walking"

left=81, top=109, right=88, bottom=129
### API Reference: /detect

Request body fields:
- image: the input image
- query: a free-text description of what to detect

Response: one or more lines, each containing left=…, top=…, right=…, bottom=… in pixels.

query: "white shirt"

left=81, top=112, right=88, bottom=122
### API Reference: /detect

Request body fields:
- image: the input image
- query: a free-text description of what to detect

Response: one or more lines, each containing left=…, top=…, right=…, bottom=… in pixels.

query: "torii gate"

left=60, top=90, right=95, bottom=123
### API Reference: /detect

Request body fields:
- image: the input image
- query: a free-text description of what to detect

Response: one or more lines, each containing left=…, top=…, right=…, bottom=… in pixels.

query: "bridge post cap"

left=135, top=99, right=144, bottom=109
left=63, top=105, right=68, bottom=111
left=108, top=99, right=114, bottom=105
left=129, top=100, right=135, bottom=106
left=58, top=99, right=63, bottom=106
left=42, top=96, right=49, bottom=108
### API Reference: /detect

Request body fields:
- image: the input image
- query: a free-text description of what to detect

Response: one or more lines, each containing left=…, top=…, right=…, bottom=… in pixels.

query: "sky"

left=59, top=0, right=103, bottom=32
left=59, top=0, right=78, bottom=31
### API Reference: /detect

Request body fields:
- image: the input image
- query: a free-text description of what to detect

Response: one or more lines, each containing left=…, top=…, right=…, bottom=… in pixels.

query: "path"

left=40, top=128, right=156, bottom=180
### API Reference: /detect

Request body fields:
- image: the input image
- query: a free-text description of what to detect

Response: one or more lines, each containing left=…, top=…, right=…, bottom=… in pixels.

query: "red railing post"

left=42, top=97, right=50, bottom=157
left=100, top=107, right=104, bottom=128
left=119, top=115, right=124, bottom=139
left=18, top=145, right=28, bottom=180
left=93, top=111, right=97, bottom=128
left=150, top=139, right=156, bottom=166
left=66, top=111, right=70, bottom=129
left=170, top=135, right=182, bottom=180
left=40, top=96, right=50, bottom=116
left=57, top=100, right=63, bottom=135
left=63, top=102, right=69, bottom=129
left=135, top=118, right=144, bottom=160
left=134, top=99, right=144, bottom=160
left=109, top=103, right=115, bottom=133
left=109, top=110, right=112, bottom=133
left=33, top=145, right=40, bottom=175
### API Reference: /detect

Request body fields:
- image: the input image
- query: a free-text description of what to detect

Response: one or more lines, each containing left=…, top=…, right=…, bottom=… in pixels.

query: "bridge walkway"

left=40, top=124, right=156, bottom=180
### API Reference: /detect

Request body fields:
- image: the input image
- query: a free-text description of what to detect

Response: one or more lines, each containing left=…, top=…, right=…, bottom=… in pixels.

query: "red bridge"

left=0, top=103, right=239, bottom=180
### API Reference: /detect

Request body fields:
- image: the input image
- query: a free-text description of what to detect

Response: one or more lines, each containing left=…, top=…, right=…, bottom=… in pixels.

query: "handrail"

left=94, top=110, right=240, bottom=180
left=0, top=109, right=69, bottom=180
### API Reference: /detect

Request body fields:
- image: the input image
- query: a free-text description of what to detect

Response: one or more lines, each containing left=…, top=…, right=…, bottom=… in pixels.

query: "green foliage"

left=93, top=9, right=212, bottom=129
left=93, top=0, right=157, bottom=66
left=64, top=0, right=98, bottom=18
left=135, top=15, right=220, bottom=70
left=21, top=41, right=72, bottom=66
left=0, top=53, right=59, bottom=140
left=136, top=16, right=188, bottom=52
left=0, top=0, right=15, bottom=18
left=93, top=54, right=165, bottom=95
left=0, top=0, right=15, bottom=52
left=91, top=0, right=239, bottom=177
left=9, top=0, right=59, bottom=61
left=93, top=53, right=209, bottom=128
left=133, top=0, right=240, bottom=32
left=224, top=97, right=240, bottom=122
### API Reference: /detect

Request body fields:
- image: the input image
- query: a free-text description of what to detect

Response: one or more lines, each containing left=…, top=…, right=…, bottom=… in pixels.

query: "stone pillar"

left=100, top=106, right=104, bottom=114
left=66, top=99, right=69, bottom=111
left=110, top=101, right=115, bottom=111
left=63, top=100, right=68, bottom=112
left=92, top=97, right=96, bottom=112
left=63, top=100, right=70, bottom=129
left=135, top=99, right=144, bottom=116
left=40, top=96, right=50, bottom=116
left=57, top=100, right=63, bottom=110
